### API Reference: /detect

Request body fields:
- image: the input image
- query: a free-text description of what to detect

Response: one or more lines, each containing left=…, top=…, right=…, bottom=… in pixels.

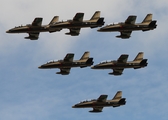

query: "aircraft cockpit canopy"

left=79, top=99, right=96, bottom=103
left=26, top=24, right=31, bottom=27
left=67, top=19, right=73, bottom=22
left=15, top=25, right=24, bottom=28
left=47, top=60, right=59, bottom=64
left=109, top=22, right=118, bottom=26
left=100, top=60, right=111, bottom=64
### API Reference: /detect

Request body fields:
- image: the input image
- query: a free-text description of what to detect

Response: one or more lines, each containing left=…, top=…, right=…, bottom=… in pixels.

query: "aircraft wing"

left=25, top=32, right=40, bottom=40
left=125, top=15, right=137, bottom=24
left=32, top=18, right=43, bottom=26
left=90, top=107, right=103, bottom=113
left=65, top=28, right=81, bottom=36
left=117, top=54, right=129, bottom=63
left=117, top=31, right=132, bottom=39
left=73, top=13, right=84, bottom=22
left=56, top=68, right=71, bottom=75
left=97, top=95, right=108, bottom=102
left=111, top=68, right=124, bottom=75
left=63, top=53, right=74, bottom=62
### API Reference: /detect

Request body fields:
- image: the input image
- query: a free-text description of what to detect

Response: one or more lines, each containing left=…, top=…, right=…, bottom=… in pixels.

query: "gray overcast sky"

left=0, top=0, right=168, bottom=120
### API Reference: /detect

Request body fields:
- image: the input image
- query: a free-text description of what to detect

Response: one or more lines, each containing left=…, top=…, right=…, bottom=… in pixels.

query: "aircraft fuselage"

left=73, top=99, right=126, bottom=108
left=98, top=23, right=156, bottom=32
left=6, top=25, right=50, bottom=33
left=39, top=61, right=92, bottom=69
left=50, top=21, right=103, bottom=29
left=92, top=61, right=147, bottom=69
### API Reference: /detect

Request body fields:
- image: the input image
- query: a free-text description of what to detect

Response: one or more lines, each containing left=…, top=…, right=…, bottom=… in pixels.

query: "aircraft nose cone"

left=91, top=66, right=95, bottom=69
left=97, top=28, right=101, bottom=32
left=38, top=66, right=42, bottom=69
left=6, top=30, right=10, bottom=33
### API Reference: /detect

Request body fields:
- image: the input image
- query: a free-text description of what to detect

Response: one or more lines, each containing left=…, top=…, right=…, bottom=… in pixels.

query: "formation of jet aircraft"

left=6, top=11, right=155, bottom=113
left=38, top=51, right=93, bottom=75
left=91, top=52, right=148, bottom=75
left=6, top=12, right=156, bottom=39
left=98, top=14, right=157, bottom=39
left=72, top=91, right=126, bottom=113
left=6, top=16, right=61, bottom=40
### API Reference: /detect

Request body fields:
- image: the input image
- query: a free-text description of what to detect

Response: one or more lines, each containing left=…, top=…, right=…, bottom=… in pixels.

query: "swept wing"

left=57, top=68, right=71, bottom=75
left=32, top=17, right=43, bottom=26
left=63, top=53, right=74, bottom=62
left=117, top=15, right=136, bottom=38
left=97, top=95, right=108, bottom=102
left=25, top=33, right=40, bottom=40
left=110, top=54, right=128, bottom=75
left=117, top=54, right=129, bottom=63
left=66, top=28, right=81, bottom=36
left=73, top=13, right=84, bottom=22
left=90, top=95, right=107, bottom=113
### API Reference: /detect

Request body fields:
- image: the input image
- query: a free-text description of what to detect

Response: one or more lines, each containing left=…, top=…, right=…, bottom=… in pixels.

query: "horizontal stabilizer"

left=148, top=20, right=157, bottom=28
left=118, top=98, right=126, bottom=105
left=80, top=58, right=93, bottom=68
left=86, top=58, right=94, bottom=65
left=97, top=18, right=105, bottom=25
left=140, top=59, right=148, bottom=66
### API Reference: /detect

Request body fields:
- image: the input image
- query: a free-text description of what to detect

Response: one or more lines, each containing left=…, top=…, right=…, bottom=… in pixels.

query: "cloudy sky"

left=1, top=0, right=168, bottom=120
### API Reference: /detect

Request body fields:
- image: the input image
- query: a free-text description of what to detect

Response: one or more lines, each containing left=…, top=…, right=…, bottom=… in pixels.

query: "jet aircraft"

left=6, top=16, right=61, bottom=40
left=72, top=91, right=126, bottom=113
left=97, top=14, right=157, bottom=39
left=38, top=51, right=93, bottom=75
left=91, top=52, right=148, bottom=75
left=49, top=11, right=104, bottom=36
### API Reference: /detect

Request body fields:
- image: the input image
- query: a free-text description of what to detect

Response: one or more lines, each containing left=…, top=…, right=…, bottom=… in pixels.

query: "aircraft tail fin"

left=80, top=51, right=90, bottom=60
left=112, top=91, right=122, bottom=100
left=49, top=16, right=59, bottom=25
left=90, top=11, right=100, bottom=21
left=142, top=14, right=152, bottom=23
left=133, top=52, right=144, bottom=61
